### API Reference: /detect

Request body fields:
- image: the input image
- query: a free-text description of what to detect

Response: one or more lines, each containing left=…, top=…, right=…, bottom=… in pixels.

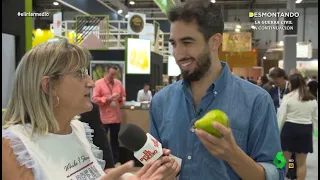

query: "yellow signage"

left=222, top=32, right=252, bottom=52
left=126, top=38, right=151, bottom=74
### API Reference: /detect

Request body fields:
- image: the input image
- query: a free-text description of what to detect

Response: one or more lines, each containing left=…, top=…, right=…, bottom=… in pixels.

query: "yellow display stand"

left=32, top=29, right=78, bottom=47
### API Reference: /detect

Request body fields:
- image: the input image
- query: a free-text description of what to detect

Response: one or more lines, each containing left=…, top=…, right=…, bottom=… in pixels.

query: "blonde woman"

left=2, top=40, right=180, bottom=180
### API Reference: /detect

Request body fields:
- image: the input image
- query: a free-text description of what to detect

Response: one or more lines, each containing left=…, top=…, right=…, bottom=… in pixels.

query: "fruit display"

left=129, top=48, right=149, bottom=71
left=194, top=109, right=229, bottom=137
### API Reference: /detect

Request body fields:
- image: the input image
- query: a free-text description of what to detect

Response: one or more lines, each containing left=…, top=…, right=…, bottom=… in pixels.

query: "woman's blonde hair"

left=2, top=40, right=91, bottom=135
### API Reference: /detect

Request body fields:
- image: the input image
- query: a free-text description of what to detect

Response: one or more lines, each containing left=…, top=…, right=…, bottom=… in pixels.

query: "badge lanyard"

left=278, top=81, right=288, bottom=105
left=104, top=79, right=113, bottom=95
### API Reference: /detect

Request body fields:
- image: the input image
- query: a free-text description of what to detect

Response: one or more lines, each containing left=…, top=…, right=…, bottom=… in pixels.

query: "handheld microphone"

left=119, top=124, right=163, bottom=165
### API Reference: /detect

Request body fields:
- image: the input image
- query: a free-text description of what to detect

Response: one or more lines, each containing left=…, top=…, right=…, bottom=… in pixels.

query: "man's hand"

left=112, top=93, right=120, bottom=98
left=195, top=122, right=241, bottom=164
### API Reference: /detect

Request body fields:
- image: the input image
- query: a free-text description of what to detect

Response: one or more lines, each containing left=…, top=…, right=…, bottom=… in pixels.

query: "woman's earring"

left=54, top=96, right=60, bottom=108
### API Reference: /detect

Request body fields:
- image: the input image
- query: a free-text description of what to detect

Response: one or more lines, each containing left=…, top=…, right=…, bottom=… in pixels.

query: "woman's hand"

left=101, top=161, right=135, bottom=180
left=101, top=148, right=180, bottom=180
left=137, top=156, right=180, bottom=180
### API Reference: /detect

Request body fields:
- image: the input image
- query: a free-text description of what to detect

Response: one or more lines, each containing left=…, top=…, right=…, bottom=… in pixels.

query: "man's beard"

left=180, top=49, right=211, bottom=82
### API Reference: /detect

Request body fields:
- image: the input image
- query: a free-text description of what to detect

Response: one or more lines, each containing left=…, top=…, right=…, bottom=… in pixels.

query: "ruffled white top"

left=2, top=120, right=106, bottom=180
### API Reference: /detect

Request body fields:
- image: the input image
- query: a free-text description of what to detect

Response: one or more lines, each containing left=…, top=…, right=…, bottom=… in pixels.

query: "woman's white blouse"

left=2, top=120, right=106, bottom=180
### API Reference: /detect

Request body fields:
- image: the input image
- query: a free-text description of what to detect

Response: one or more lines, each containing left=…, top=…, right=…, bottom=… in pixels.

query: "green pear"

left=194, top=109, right=229, bottom=137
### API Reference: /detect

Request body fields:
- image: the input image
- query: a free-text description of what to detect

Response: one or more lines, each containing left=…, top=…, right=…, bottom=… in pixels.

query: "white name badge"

left=110, top=101, right=116, bottom=107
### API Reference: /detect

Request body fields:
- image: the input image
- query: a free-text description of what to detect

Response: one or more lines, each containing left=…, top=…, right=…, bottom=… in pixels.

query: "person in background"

left=137, top=83, right=153, bottom=102
left=268, top=67, right=297, bottom=180
left=290, top=68, right=299, bottom=75
left=92, top=65, right=126, bottom=166
left=247, top=76, right=257, bottom=84
left=79, top=102, right=115, bottom=170
left=2, top=40, right=179, bottom=180
left=150, top=1, right=285, bottom=179
left=268, top=67, right=290, bottom=113
left=277, top=73, right=318, bottom=180
left=307, top=75, right=318, bottom=100
left=172, top=76, right=178, bottom=83
left=257, top=75, right=272, bottom=92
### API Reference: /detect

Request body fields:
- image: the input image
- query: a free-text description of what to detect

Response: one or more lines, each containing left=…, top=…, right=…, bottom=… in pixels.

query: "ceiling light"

left=211, top=0, right=216, bottom=3
left=251, top=25, right=256, bottom=29
left=295, top=0, right=302, bottom=3
left=118, top=10, right=123, bottom=14
left=235, top=28, right=240, bottom=32
left=129, top=1, right=135, bottom=5
left=125, top=14, right=129, bottom=18
left=236, top=25, right=241, bottom=29
left=263, top=56, right=266, bottom=59
left=53, top=2, right=59, bottom=6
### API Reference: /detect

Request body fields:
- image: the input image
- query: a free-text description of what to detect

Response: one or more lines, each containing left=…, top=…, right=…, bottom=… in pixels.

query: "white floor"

left=306, top=138, right=318, bottom=179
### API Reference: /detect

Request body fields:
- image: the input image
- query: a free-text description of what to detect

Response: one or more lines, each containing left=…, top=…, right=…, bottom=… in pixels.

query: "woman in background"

left=257, top=75, right=272, bottom=92
left=2, top=40, right=180, bottom=180
left=278, top=73, right=318, bottom=180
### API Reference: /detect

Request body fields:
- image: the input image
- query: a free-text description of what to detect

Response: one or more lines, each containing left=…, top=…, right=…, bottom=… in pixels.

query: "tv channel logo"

left=289, top=159, right=294, bottom=169
left=273, top=152, right=286, bottom=169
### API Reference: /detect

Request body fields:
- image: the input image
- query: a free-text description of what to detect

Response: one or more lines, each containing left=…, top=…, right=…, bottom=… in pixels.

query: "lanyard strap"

left=104, top=79, right=113, bottom=94
left=278, top=81, right=288, bottom=104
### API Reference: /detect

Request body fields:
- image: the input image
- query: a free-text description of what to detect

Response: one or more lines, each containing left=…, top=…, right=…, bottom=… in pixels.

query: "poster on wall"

left=222, top=32, right=252, bottom=52
left=90, top=61, right=126, bottom=86
left=126, top=38, right=151, bottom=74
left=53, top=12, right=62, bottom=37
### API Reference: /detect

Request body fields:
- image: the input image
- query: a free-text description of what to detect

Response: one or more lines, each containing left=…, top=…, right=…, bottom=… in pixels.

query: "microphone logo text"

left=140, top=150, right=158, bottom=162
left=151, top=138, right=159, bottom=148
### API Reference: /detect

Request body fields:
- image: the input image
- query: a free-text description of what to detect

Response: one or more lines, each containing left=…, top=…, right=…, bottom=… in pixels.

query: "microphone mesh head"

left=119, top=124, right=147, bottom=152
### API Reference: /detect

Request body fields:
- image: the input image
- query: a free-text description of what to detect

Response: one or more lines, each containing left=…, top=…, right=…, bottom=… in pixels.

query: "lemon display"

left=194, top=109, right=229, bottom=137
left=130, top=48, right=138, bottom=65
left=129, top=48, right=149, bottom=71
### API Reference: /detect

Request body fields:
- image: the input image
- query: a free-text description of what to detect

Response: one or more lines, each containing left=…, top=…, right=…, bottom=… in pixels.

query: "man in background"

left=290, top=68, right=299, bottom=75
left=268, top=67, right=297, bottom=180
left=137, top=83, right=153, bottom=102
left=308, top=75, right=318, bottom=100
left=92, top=65, right=126, bottom=165
left=268, top=67, right=290, bottom=113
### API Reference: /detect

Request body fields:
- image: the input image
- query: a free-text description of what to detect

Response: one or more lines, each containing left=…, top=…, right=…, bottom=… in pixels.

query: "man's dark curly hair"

left=168, top=0, right=224, bottom=41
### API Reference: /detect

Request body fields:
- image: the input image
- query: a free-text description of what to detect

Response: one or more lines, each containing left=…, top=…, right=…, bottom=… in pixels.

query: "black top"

left=307, top=80, right=318, bottom=98
left=79, top=103, right=115, bottom=169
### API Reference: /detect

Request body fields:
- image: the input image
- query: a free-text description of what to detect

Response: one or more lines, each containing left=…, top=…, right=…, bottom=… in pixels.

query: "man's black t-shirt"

left=308, top=80, right=318, bottom=98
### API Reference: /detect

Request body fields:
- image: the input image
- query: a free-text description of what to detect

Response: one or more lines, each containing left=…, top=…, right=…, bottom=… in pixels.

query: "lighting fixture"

left=125, top=14, right=129, bottom=18
left=53, top=2, right=59, bottom=6
left=118, top=10, right=123, bottom=14
left=235, top=28, right=240, bottom=32
left=211, top=0, right=216, bottom=3
left=129, top=1, right=135, bottom=5
left=263, top=56, right=266, bottom=60
left=236, top=24, right=241, bottom=29
left=279, top=41, right=284, bottom=46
